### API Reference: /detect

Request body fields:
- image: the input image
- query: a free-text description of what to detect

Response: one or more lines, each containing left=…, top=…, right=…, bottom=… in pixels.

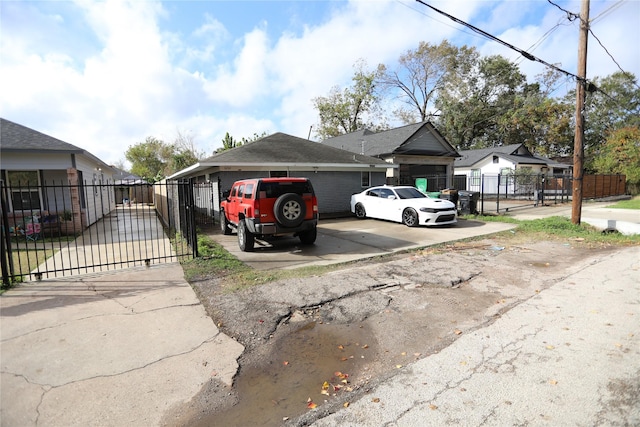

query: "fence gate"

left=1, top=179, right=196, bottom=284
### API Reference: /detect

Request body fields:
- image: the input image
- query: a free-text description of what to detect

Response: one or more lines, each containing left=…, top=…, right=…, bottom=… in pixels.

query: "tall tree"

left=574, top=72, right=640, bottom=164
left=171, top=129, right=205, bottom=172
left=125, top=137, right=171, bottom=182
left=591, top=126, right=640, bottom=191
left=313, top=60, right=385, bottom=140
left=377, top=40, right=472, bottom=124
left=435, top=54, right=527, bottom=150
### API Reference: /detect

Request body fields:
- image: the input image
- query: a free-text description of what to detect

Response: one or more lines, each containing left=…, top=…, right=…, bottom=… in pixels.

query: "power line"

left=414, top=0, right=587, bottom=84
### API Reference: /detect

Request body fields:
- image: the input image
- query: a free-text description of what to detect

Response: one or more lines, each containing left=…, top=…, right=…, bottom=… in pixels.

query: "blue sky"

left=2, top=0, right=638, bottom=168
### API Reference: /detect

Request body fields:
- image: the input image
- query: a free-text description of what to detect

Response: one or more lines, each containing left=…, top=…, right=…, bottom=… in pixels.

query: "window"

left=493, top=156, right=499, bottom=164
left=7, top=171, right=41, bottom=211
left=244, top=183, right=254, bottom=199
left=361, top=172, right=370, bottom=187
left=471, top=169, right=480, bottom=186
left=237, top=184, right=245, bottom=198
left=270, top=171, right=288, bottom=178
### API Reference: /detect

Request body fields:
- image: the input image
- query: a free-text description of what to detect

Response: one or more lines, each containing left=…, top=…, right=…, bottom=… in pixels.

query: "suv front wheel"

left=237, top=219, right=255, bottom=251
left=220, top=210, right=232, bottom=235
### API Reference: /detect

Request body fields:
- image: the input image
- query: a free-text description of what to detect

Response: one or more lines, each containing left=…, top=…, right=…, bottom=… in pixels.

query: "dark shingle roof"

left=201, top=132, right=388, bottom=165
left=1, top=118, right=83, bottom=153
left=0, top=117, right=113, bottom=170
left=322, top=122, right=459, bottom=157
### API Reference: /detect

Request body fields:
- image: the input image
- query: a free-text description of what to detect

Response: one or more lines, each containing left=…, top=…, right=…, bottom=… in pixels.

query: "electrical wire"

left=414, top=0, right=587, bottom=84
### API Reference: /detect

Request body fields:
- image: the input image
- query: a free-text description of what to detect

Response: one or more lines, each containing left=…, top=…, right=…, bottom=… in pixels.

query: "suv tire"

left=273, top=193, right=306, bottom=227
left=220, top=210, right=232, bottom=235
left=237, top=219, right=255, bottom=251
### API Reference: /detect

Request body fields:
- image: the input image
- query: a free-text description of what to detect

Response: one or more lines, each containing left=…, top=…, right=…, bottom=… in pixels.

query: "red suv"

left=220, top=177, right=319, bottom=251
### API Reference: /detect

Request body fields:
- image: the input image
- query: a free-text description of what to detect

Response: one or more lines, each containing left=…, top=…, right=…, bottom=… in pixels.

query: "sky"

left=1, top=0, right=639, bottom=168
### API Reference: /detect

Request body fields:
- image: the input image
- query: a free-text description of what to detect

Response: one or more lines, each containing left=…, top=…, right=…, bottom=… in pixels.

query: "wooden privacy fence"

left=582, top=174, right=626, bottom=199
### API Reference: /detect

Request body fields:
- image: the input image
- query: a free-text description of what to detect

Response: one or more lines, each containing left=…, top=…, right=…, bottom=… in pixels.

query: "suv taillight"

left=253, top=199, right=260, bottom=216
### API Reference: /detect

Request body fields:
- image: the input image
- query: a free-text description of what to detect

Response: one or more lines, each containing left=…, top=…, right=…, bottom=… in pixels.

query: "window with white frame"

left=7, top=170, right=41, bottom=211
left=470, top=169, right=480, bottom=186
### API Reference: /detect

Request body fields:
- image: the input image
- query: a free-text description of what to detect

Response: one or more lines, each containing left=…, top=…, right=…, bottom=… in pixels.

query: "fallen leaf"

left=401, top=352, right=407, bottom=356
left=549, top=379, right=558, bottom=385
left=454, top=329, right=462, bottom=335
left=341, top=357, right=349, bottom=361
left=338, top=345, right=344, bottom=350
left=343, top=402, right=350, bottom=408
left=362, top=344, right=369, bottom=349
left=546, top=345, right=555, bottom=350
left=429, top=404, right=438, bottom=410
left=322, top=381, right=330, bottom=391
left=396, top=364, right=403, bottom=369
left=283, top=361, right=289, bottom=366
left=307, top=401, right=317, bottom=409
left=372, top=398, right=380, bottom=403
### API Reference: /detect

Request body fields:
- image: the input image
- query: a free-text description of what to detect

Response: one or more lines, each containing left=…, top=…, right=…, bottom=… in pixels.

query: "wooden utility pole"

left=572, top=0, right=590, bottom=224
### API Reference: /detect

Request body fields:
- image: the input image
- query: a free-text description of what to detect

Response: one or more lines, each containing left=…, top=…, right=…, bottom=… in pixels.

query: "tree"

left=171, top=129, right=205, bottom=172
left=573, top=72, right=640, bottom=165
left=591, top=126, right=640, bottom=192
left=435, top=54, right=528, bottom=150
left=125, top=137, right=171, bottom=182
left=313, top=60, right=385, bottom=140
left=377, top=40, right=469, bottom=124
left=218, top=132, right=241, bottom=153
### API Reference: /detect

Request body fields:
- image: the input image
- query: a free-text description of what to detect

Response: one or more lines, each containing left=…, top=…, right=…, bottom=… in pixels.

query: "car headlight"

left=419, top=207, right=438, bottom=213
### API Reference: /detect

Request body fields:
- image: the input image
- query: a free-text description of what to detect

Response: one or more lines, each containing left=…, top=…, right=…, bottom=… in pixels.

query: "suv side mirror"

left=222, top=190, right=231, bottom=200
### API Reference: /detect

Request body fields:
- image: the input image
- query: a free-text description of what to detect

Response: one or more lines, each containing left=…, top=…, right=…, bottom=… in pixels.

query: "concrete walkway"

left=0, top=263, right=243, bottom=427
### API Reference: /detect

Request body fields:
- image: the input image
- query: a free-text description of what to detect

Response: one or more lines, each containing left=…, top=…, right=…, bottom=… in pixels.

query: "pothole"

left=190, top=320, right=379, bottom=426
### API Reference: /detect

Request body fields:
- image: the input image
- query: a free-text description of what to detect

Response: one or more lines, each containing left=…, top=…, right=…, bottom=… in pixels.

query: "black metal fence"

left=1, top=179, right=196, bottom=284
left=450, top=172, right=626, bottom=214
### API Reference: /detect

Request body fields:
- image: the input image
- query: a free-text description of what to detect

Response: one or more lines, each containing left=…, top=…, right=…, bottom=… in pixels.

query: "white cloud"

left=1, top=0, right=637, bottom=168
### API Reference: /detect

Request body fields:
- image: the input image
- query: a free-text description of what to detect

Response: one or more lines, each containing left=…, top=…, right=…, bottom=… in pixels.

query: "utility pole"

left=571, top=0, right=590, bottom=224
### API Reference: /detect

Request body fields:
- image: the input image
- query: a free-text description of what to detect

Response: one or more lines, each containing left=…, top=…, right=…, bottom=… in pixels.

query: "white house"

left=0, top=118, right=116, bottom=231
left=454, top=143, right=572, bottom=194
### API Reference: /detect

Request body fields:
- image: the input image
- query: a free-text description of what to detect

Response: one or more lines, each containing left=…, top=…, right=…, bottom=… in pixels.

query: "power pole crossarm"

left=572, top=0, right=590, bottom=224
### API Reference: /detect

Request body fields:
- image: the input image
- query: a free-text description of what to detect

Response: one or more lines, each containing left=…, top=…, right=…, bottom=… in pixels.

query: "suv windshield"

left=258, top=181, right=313, bottom=198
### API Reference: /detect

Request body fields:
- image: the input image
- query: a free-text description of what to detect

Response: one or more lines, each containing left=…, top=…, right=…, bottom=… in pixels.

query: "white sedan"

left=350, top=186, right=457, bottom=227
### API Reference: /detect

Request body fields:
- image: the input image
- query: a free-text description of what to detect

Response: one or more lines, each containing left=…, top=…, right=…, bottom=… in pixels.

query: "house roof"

left=454, top=144, right=551, bottom=168
left=321, top=122, right=459, bottom=158
left=0, top=117, right=112, bottom=170
left=112, top=167, right=147, bottom=185
left=168, top=132, right=392, bottom=179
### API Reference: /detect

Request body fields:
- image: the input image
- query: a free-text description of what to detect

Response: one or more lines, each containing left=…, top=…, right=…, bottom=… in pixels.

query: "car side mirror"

left=222, top=190, right=231, bottom=200
left=387, top=195, right=396, bottom=200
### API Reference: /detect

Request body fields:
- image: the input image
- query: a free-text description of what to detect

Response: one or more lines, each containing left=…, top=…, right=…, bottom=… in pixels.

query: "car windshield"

left=394, top=187, right=427, bottom=200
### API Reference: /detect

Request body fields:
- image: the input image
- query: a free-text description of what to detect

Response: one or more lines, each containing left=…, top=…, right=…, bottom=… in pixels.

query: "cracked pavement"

left=305, top=245, right=640, bottom=426
left=0, top=262, right=243, bottom=427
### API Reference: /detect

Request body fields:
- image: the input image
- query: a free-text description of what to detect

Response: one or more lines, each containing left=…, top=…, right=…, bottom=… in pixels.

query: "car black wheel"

left=354, top=203, right=366, bottom=219
left=220, top=211, right=232, bottom=235
left=402, top=208, right=419, bottom=227
left=299, top=227, right=317, bottom=245
left=274, top=193, right=306, bottom=227
left=237, top=219, right=255, bottom=251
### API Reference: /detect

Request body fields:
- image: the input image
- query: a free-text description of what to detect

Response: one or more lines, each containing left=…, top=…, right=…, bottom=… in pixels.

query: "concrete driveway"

left=208, top=217, right=516, bottom=270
